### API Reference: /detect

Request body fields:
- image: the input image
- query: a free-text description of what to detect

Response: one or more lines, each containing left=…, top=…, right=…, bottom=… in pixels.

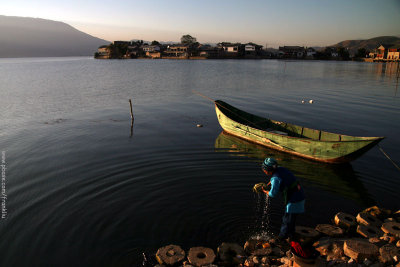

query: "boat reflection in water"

left=215, top=131, right=375, bottom=206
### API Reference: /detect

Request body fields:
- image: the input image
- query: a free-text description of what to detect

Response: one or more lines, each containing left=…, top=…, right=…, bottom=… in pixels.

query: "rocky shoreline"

left=151, top=206, right=400, bottom=267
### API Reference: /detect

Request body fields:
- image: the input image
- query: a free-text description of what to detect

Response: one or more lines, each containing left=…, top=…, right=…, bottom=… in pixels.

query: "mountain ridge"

left=331, top=36, right=400, bottom=54
left=0, top=15, right=109, bottom=57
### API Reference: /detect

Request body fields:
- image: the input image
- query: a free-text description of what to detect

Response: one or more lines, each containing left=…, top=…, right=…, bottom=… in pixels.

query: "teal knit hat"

left=262, top=157, right=278, bottom=171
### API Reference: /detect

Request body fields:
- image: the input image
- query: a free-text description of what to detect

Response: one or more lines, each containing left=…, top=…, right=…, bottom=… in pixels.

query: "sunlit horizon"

left=2, top=0, right=399, bottom=47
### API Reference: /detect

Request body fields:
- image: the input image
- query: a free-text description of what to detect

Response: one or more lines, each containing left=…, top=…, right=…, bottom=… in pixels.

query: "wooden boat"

left=215, top=100, right=384, bottom=163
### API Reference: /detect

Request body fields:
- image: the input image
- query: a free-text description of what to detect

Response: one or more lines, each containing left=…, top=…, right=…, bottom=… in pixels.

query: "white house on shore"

left=222, top=43, right=240, bottom=53
left=306, top=47, right=316, bottom=58
left=142, top=45, right=160, bottom=53
left=387, top=48, right=399, bottom=60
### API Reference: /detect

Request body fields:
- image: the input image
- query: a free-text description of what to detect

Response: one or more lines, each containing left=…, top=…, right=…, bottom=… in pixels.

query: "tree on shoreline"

left=355, top=48, right=369, bottom=58
left=181, top=34, right=197, bottom=46
left=337, top=47, right=350, bottom=60
left=107, top=43, right=128, bottom=59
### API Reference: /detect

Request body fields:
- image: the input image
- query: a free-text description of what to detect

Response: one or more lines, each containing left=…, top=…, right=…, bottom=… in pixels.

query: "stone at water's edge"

left=295, top=226, right=320, bottom=241
left=243, top=239, right=272, bottom=256
left=368, top=237, right=387, bottom=247
left=381, top=221, right=400, bottom=238
left=156, top=244, right=185, bottom=265
left=379, top=244, right=400, bottom=265
left=356, top=224, right=383, bottom=239
left=217, top=242, right=245, bottom=266
left=153, top=206, right=399, bottom=266
left=313, top=237, right=346, bottom=260
left=363, top=206, right=392, bottom=220
left=343, top=239, right=379, bottom=262
left=334, top=212, right=356, bottom=230
left=393, top=210, right=400, bottom=222
left=357, top=212, right=383, bottom=228
left=187, top=247, right=216, bottom=267
left=315, top=224, right=344, bottom=237
left=271, top=247, right=285, bottom=257
left=251, top=247, right=273, bottom=257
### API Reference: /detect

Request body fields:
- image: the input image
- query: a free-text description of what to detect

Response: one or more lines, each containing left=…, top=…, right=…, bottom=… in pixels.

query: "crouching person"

left=261, top=157, right=305, bottom=241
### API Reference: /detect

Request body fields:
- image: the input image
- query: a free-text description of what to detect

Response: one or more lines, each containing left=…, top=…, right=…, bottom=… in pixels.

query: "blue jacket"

left=268, top=167, right=305, bottom=214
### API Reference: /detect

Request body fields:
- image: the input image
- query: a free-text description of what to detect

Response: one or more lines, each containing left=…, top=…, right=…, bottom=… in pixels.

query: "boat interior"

left=215, top=100, right=373, bottom=142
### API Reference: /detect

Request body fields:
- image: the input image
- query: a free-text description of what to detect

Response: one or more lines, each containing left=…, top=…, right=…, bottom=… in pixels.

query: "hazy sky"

left=2, top=0, right=399, bottom=47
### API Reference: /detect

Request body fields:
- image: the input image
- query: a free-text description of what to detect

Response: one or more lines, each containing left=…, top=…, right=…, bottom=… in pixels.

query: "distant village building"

left=324, top=47, right=339, bottom=57
left=164, top=45, right=189, bottom=58
left=142, top=45, right=160, bottom=52
left=198, top=45, right=222, bottom=58
left=218, top=43, right=242, bottom=57
left=387, top=48, right=399, bottom=60
left=376, top=45, right=388, bottom=60
left=368, top=44, right=399, bottom=61
left=244, top=43, right=263, bottom=56
left=146, top=51, right=161, bottom=59
left=97, top=45, right=110, bottom=58
left=306, top=47, right=316, bottom=58
left=245, top=44, right=256, bottom=54
left=126, top=45, right=140, bottom=58
left=279, top=46, right=305, bottom=58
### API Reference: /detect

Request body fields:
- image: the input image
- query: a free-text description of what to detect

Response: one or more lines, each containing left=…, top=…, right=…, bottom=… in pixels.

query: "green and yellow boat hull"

left=215, top=100, right=384, bottom=163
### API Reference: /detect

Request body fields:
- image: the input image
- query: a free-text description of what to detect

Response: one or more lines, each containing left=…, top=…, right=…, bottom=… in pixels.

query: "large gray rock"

left=343, top=239, right=379, bottom=262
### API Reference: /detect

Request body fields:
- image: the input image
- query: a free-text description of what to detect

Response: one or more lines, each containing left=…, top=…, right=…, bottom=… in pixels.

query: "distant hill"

left=0, top=15, right=109, bottom=57
left=331, top=36, right=400, bottom=54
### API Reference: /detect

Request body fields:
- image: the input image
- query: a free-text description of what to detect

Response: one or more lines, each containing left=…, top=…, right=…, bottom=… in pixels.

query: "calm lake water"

left=0, top=57, right=399, bottom=266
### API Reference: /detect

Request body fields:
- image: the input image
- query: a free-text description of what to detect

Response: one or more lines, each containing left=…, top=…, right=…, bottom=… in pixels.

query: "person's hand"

left=262, top=188, right=269, bottom=195
left=253, top=183, right=267, bottom=193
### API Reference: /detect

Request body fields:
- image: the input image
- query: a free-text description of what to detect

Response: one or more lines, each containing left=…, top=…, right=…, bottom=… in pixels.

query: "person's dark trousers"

left=279, top=212, right=298, bottom=239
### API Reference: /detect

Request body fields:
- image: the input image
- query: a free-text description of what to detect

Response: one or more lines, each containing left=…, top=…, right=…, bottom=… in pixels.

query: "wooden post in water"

left=129, top=99, right=134, bottom=120
left=395, top=63, right=399, bottom=97
left=129, top=99, right=134, bottom=137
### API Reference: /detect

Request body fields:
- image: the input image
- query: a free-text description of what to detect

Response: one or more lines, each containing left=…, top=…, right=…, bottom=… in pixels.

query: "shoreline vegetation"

left=94, top=35, right=400, bottom=63
left=147, top=206, right=400, bottom=267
